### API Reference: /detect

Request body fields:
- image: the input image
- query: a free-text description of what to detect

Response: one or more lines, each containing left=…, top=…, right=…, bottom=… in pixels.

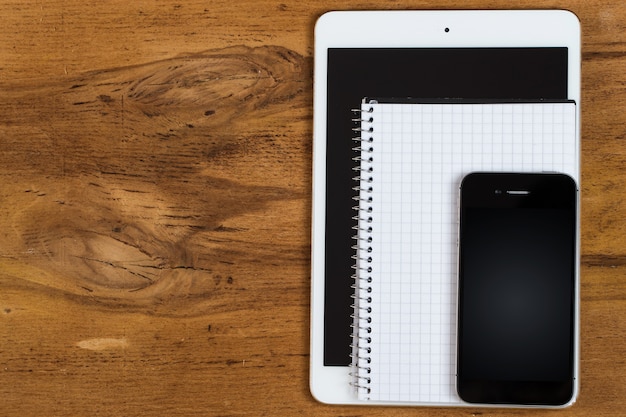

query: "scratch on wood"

left=76, top=337, right=128, bottom=351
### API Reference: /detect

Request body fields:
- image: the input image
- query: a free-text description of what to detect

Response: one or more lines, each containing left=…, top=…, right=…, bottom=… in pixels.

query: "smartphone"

left=457, top=172, right=578, bottom=406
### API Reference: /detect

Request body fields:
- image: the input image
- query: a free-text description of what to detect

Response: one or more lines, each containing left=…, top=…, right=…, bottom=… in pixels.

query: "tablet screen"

left=324, top=47, right=568, bottom=366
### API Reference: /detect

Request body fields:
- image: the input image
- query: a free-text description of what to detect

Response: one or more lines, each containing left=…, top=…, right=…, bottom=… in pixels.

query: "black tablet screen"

left=324, top=47, right=568, bottom=366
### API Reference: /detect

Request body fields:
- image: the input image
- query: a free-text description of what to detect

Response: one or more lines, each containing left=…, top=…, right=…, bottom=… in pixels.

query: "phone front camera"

left=444, top=27, right=450, bottom=33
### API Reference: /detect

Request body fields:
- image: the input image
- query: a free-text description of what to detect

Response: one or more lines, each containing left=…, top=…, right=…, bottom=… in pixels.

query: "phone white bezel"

left=311, top=9, right=581, bottom=406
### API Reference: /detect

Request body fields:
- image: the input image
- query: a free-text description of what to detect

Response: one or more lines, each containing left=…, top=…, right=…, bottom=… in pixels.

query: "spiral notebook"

left=351, top=99, right=578, bottom=403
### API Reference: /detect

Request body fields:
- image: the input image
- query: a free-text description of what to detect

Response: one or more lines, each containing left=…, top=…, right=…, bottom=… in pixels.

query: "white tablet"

left=311, top=10, right=580, bottom=405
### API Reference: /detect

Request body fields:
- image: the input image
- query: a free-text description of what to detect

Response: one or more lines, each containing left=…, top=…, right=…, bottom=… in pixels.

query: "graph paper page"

left=354, top=101, right=577, bottom=403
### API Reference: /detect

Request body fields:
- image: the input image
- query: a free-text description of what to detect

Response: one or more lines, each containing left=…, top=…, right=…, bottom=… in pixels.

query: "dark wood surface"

left=0, top=1, right=625, bottom=415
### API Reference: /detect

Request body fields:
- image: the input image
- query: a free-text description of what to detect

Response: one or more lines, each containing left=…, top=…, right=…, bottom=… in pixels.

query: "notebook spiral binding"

left=349, top=104, right=375, bottom=399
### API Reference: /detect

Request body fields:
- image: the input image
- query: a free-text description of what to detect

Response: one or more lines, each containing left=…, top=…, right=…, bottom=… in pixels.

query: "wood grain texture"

left=0, top=0, right=625, bottom=416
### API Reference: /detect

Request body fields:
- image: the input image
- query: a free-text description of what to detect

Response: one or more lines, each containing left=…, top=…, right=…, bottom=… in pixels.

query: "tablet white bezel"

left=311, top=9, right=581, bottom=406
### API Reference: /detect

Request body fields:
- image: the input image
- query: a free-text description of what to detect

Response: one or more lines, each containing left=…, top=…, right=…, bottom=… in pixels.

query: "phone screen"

left=324, top=47, right=569, bottom=366
left=457, top=173, right=577, bottom=405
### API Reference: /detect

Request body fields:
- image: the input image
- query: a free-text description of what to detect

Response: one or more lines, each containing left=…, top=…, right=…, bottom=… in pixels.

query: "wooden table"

left=0, top=1, right=624, bottom=415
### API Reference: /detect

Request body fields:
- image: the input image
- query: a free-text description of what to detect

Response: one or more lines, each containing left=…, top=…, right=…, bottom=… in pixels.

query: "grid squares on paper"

left=355, top=101, right=577, bottom=404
